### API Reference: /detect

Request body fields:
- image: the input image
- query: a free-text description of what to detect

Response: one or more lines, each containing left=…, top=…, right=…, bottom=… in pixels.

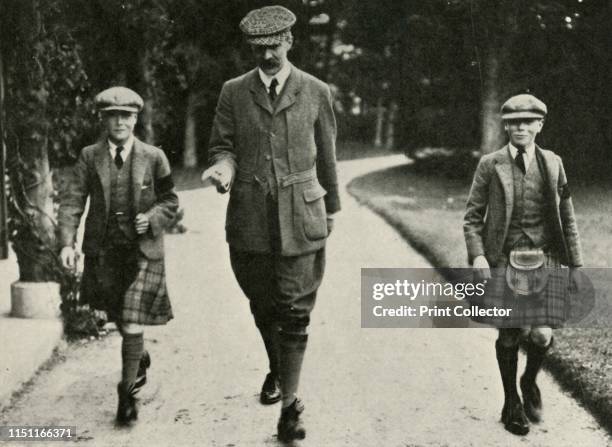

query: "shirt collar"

left=108, top=135, right=134, bottom=161
left=258, top=62, right=292, bottom=93
left=508, top=142, right=535, bottom=165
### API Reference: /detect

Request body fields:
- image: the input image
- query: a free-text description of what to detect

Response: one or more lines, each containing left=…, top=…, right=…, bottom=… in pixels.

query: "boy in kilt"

left=58, top=87, right=178, bottom=425
left=464, top=94, right=583, bottom=436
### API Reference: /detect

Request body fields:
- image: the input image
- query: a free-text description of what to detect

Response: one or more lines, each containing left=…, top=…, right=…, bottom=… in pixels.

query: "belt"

left=236, top=166, right=316, bottom=188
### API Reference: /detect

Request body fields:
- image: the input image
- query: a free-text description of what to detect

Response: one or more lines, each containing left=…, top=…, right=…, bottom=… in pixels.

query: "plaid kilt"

left=469, top=237, right=569, bottom=328
left=81, top=245, right=173, bottom=325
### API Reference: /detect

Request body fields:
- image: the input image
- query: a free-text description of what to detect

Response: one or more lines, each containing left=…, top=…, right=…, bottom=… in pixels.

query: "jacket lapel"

left=131, top=138, right=146, bottom=210
left=248, top=69, right=273, bottom=115
left=94, top=141, right=111, bottom=217
left=494, top=145, right=515, bottom=229
left=274, top=67, right=302, bottom=115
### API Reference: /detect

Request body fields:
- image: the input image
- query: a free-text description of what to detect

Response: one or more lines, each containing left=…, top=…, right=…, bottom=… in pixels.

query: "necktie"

left=515, top=147, right=526, bottom=174
left=268, top=78, right=278, bottom=102
left=115, top=146, right=124, bottom=169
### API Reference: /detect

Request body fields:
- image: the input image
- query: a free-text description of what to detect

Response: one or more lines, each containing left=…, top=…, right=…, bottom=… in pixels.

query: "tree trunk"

left=0, top=46, right=8, bottom=259
left=139, top=51, right=156, bottom=144
left=10, top=126, right=56, bottom=282
left=384, top=100, right=398, bottom=150
left=479, top=47, right=505, bottom=153
left=182, top=91, right=198, bottom=168
left=374, top=97, right=385, bottom=148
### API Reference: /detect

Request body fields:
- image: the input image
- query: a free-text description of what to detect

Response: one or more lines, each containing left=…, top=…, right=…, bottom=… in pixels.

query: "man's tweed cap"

left=239, top=5, right=296, bottom=46
left=95, top=86, right=143, bottom=113
left=501, top=94, right=547, bottom=120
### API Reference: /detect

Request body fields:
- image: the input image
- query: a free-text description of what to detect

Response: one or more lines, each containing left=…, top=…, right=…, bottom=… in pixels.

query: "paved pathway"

left=1, top=156, right=609, bottom=446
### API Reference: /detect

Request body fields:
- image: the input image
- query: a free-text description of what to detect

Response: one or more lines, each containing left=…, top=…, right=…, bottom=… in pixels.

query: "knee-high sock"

left=523, top=338, right=552, bottom=385
left=495, top=339, right=520, bottom=402
left=121, top=332, right=144, bottom=387
left=279, top=330, right=308, bottom=408
left=256, top=321, right=280, bottom=377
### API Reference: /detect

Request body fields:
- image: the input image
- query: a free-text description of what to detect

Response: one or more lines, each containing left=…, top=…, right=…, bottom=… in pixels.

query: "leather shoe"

left=277, top=398, right=306, bottom=442
left=501, top=399, right=529, bottom=435
left=260, top=372, right=281, bottom=405
left=134, top=350, right=151, bottom=392
left=116, top=382, right=138, bottom=426
left=520, top=375, right=542, bottom=423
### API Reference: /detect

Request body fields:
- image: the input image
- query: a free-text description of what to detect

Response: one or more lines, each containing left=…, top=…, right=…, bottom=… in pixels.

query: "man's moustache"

left=261, top=60, right=279, bottom=69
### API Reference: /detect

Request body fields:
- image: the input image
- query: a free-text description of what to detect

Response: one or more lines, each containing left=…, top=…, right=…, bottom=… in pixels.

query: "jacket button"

left=265, top=154, right=271, bottom=161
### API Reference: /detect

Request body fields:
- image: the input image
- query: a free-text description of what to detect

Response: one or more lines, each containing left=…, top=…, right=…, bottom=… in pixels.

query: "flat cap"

left=501, top=94, right=547, bottom=120
left=95, top=86, right=143, bottom=113
left=240, top=5, right=296, bottom=45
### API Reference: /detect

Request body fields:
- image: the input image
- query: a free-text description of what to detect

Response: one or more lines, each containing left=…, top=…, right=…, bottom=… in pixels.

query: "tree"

left=1, top=0, right=91, bottom=283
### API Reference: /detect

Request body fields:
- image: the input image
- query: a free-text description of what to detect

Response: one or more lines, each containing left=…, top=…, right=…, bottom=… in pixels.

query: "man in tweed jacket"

left=203, top=6, right=339, bottom=442
left=464, top=94, right=583, bottom=436
left=58, top=87, right=178, bottom=426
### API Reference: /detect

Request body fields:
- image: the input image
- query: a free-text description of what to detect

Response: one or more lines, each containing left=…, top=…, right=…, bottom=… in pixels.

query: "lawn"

left=348, top=157, right=612, bottom=434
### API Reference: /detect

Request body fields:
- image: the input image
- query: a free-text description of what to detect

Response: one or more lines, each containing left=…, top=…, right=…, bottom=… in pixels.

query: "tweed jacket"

left=208, top=65, right=340, bottom=256
left=464, top=145, right=583, bottom=267
left=58, top=138, right=178, bottom=260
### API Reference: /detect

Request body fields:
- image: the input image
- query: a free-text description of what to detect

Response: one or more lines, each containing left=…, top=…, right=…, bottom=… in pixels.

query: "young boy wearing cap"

left=464, top=94, right=583, bottom=435
left=204, top=5, right=340, bottom=442
left=58, top=86, right=178, bottom=426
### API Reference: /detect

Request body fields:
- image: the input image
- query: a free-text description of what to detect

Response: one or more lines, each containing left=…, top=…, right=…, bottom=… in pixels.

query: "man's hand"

left=569, top=267, right=581, bottom=293
left=201, top=164, right=233, bottom=194
left=473, top=255, right=491, bottom=281
left=135, top=213, right=150, bottom=235
left=60, top=246, right=78, bottom=271
left=326, top=215, right=334, bottom=235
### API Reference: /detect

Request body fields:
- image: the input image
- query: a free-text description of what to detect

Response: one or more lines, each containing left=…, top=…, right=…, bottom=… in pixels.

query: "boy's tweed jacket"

left=58, top=138, right=178, bottom=260
left=464, top=145, right=583, bottom=267
left=209, top=66, right=340, bottom=256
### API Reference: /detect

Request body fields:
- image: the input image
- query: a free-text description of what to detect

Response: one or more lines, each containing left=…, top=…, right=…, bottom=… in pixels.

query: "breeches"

left=229, top=247, right=325, bottom=332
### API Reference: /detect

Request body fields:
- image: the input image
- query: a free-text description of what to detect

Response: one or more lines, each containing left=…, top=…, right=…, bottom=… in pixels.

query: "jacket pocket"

left=303, top=184, right=328, bottom=240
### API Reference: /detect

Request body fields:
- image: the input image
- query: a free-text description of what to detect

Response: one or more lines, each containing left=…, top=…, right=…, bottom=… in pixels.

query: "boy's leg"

left=120, top=323, right=145, bottom=387
left=520, top=327, right=553, bottom=422
left=497, top=328, right=529, bottom=435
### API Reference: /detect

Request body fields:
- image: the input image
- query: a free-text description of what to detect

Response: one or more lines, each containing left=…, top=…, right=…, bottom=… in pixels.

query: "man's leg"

left=520, top=326, right=553, bottom=422
left=275, top=248, right=324, bottom=441
left=496, top=328, right=529, bottom=435
left=229, top=248, right=281, bottom=404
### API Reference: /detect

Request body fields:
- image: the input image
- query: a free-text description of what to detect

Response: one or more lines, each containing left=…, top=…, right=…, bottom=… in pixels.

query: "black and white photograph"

left=0, top=0, right=611, bottom=445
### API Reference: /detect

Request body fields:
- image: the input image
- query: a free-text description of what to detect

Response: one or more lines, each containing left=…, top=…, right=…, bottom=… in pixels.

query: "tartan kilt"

left=81, top=246, right=173, bottom=325
left=468, top=239, right=569, bottom=328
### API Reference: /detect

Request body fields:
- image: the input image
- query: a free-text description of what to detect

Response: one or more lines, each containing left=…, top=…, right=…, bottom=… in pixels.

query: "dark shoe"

left=116, top=382, right=138, bottom=426
left=133, top=350, right=151, bottom=392
left=260, top=372, right=281, bottom=405
left=520, top=375, right=543, bottom=423
left=501, top=400, right=529, bottom=436
left=277, top=398, right=306, bottom=442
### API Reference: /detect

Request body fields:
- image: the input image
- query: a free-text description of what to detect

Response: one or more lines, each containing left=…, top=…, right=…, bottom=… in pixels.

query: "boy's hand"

left=135, top=213, right=150, bottom=234
left=473, top=255, right=491, bottom=281
left=60, top=246, right=78, bottom=271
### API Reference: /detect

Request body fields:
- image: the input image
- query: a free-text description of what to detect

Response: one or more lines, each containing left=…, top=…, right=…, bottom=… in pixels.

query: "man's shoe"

left=260, top=372, right=281, bottom=405
left=501, top=400, right=529, bottom=436
left=133, top=351, right=151, bottom=392
left=520, top=375, right=543, bottom=423
left=277, top=398, right=306, bottom=442
left=116, top=382, right=138, bottom=426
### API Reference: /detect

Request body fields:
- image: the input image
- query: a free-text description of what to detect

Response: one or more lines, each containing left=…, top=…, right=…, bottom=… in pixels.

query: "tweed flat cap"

left=501, top=94, right=547, bottom=120
left=95, top=86, right=143, bottom=113
left=240, top=5, right=296, bottom=45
